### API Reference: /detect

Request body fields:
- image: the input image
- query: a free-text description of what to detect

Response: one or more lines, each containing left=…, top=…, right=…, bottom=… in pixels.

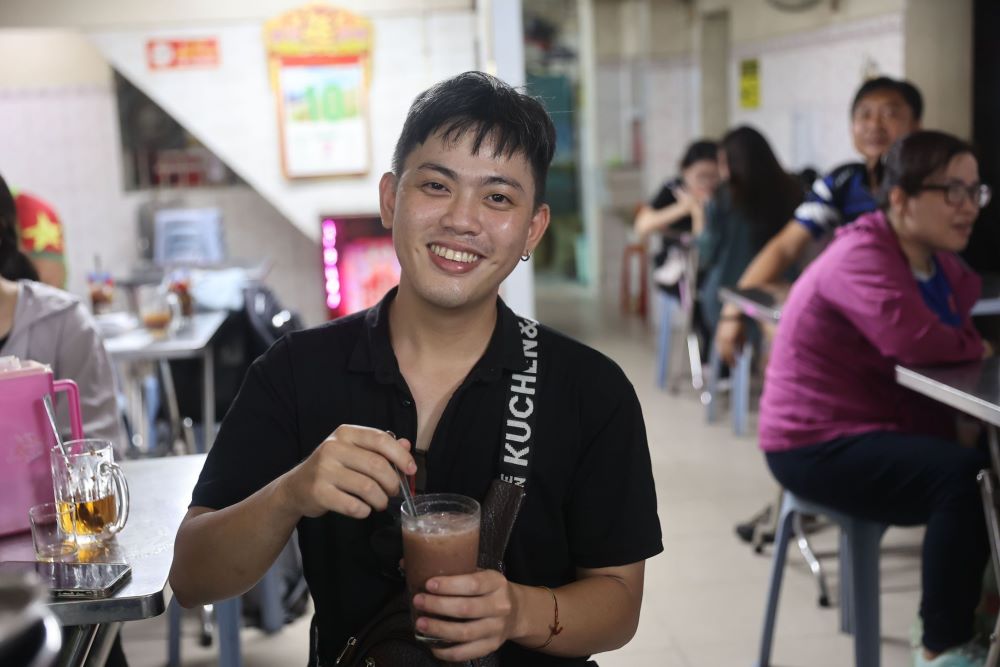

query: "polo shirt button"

left=401, top=397, right=413, bottom=406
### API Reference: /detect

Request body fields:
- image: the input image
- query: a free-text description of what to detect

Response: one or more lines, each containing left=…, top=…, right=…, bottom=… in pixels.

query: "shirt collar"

left=348, top=287, right=528, bottom=384
left=347, top=287, right=529, bottom=385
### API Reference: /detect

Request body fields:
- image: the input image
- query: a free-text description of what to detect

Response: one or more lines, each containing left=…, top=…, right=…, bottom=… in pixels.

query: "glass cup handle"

left=104, top=462, right=130, bottom=535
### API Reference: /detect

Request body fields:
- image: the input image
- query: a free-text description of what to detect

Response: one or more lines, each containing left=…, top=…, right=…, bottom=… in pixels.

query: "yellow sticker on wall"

left=740, top=59, right=760, bottom=110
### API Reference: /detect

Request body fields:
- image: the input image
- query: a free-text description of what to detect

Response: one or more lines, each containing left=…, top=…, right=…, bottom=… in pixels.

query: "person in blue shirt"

left=715, top=76, right=923, bottom=364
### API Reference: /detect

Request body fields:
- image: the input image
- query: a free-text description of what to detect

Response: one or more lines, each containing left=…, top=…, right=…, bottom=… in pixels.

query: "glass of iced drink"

left=401, top=493, right=481, bottom=644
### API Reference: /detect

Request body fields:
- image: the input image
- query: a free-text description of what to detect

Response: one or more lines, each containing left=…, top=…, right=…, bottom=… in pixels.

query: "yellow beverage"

left=57, top=496, right=118, bottom=536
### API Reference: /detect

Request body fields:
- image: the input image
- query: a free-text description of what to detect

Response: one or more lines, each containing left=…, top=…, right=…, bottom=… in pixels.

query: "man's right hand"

left=277, top=425, right=416, bottom=520
left=714, top=315, right=745, bottom=367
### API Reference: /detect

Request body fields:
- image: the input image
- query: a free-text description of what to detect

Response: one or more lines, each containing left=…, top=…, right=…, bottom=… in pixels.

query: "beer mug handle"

left=103, top=461, right=130, bottom=535
left=52, top=380, right=84, bottom=440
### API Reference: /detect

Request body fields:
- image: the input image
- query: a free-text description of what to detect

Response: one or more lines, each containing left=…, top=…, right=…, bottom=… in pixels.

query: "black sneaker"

left=734, top=505, right=773, bottom=544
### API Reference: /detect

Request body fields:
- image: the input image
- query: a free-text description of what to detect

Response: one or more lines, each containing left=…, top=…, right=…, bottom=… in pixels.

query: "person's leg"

left=766, top=432, right=989, bottom=652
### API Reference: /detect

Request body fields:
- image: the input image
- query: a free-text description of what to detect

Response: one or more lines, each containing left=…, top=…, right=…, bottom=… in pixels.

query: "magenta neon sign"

left=321, top=218, right=341, bottom=310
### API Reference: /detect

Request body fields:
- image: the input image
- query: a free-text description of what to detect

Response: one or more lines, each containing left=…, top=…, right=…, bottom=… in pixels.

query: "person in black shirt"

left=633, top=140, right=719, bottom=297
left=169, top=71, right=662, bottom=667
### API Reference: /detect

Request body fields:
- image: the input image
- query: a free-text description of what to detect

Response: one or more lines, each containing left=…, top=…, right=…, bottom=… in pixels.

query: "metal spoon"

left=385, top=430, right=417, bottom=516
left=42, top=394, right=69, bottom=460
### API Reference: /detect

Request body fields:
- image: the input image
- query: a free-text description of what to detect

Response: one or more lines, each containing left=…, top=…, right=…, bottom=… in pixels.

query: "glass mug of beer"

left=50, top=439, right=130, bottom=543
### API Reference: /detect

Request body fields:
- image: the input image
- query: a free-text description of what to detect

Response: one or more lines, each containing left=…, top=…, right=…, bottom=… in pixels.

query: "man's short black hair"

left=851, top=76, right=924, bottom=121
left=391, top=71, right=556, bottom=208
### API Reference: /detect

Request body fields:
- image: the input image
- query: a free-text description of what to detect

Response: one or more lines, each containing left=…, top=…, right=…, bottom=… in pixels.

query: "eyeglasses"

left=918, top=182, right=992, bottom=208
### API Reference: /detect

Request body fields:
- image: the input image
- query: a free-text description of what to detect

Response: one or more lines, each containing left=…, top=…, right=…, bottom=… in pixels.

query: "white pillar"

left=479, top=0, right=537, bottom=318
left=577, top=0, right=601, bottom=296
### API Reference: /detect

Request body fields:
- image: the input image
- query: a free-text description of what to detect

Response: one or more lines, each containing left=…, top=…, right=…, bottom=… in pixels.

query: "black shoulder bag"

left=333, top=317, right=539, bottom=667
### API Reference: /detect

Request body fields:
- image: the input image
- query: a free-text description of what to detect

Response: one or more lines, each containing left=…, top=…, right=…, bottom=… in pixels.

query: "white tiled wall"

left=598, top=12, right=903, bottom=204
left=728, top=13, right=904, bottom=172
left=597, top=55, right=698, bottom=204
left=0, top=84, right=328, bottom=326
left=90, top=10, right=479, bottom=243
left=0, top=85, right=136, bottom=300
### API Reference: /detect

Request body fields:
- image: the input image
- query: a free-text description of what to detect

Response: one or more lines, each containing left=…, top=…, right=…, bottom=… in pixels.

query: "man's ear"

left=523, top=203, right=551, bottom=256
left=378, top=172, right=398, bottom=230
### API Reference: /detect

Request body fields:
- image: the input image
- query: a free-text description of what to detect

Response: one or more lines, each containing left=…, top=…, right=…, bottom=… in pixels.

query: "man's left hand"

left=412, top=569, right=519, bottom=662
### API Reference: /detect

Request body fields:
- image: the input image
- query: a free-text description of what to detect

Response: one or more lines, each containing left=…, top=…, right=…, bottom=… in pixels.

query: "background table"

left=0, top=454, right=206, bottom=666
left=896, top=358, right=1000, bottom=666
left=105, top=312, right=227, bottom=452
left=971, top=273, right=1000, bottom=317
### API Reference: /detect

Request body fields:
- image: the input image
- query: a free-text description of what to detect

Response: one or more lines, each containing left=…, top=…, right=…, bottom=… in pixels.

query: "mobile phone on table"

left=0, top=561, right=132, bottom=599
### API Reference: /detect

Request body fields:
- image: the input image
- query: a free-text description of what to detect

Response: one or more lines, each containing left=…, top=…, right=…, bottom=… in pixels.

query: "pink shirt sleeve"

left=817, top=237, right=983, bottom=366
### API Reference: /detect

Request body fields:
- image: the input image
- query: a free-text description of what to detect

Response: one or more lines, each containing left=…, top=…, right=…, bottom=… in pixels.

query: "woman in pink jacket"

left=760, top=130, right=994, bottom=667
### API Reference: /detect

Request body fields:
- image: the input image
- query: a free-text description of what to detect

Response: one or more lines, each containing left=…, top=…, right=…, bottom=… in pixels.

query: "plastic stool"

left=167, top=567, right=284, bottom=667
left=731, top=340, right=753, bottom=436
left=756, top=491, right=888, bottom=667
left=620, top=243, right=648, bottom=321
left=703, top=340, right=751, bottom=435
left=656, top=291, right=681, bottom=389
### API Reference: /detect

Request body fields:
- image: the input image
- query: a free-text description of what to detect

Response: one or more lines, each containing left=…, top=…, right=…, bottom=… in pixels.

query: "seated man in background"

left=11, top=184, right=67, bottom=288
left=170, top=71, right=662, bottom=667
left=715, top=76, right=923, bottom=363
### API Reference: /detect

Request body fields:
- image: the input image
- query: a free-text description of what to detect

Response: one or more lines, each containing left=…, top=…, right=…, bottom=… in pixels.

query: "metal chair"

left=756, top=491, right=888, bottom=667
left=655, top=242, right=704, bottom=392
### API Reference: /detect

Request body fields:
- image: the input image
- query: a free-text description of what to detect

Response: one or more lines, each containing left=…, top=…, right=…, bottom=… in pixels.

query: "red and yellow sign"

left=263, top=4, right=374, bottom=179
left=15, top=192, right=64, bottom=257
left=147, top=38, right=220, bottom=71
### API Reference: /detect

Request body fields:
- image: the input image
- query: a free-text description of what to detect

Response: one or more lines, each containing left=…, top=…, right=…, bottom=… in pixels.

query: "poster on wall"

left=739, top=59, right=760, bottom=110
left=146, top=38, right=220, bottom=71
left=264, top=5, right=374, bottom=179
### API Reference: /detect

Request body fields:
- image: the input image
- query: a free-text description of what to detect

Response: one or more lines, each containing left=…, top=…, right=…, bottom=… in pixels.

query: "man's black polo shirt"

left=191, top=290, right=662, bottom=666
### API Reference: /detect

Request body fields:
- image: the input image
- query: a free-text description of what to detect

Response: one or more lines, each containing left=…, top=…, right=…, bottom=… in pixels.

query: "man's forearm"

left=169, top=476, right=301, bottom=607
left=731, top=221, right=813, bottom=308
left=510, top=573, right=642, bottom=657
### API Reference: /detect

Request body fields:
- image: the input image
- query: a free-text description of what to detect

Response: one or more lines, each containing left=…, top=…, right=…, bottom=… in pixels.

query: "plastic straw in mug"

left=42, top=394, right=69, bottom=460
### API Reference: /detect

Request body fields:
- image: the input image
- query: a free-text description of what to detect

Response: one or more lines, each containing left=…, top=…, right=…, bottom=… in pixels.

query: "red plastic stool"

left=620, top=243, right=648, bottom=321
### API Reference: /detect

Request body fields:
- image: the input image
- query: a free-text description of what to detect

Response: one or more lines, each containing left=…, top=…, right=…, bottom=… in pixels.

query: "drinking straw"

left=385, top=430, right=417, bottom=516
left=42, top=394, right=69, bottom=460
left=394, top=463, right=418, bottom=517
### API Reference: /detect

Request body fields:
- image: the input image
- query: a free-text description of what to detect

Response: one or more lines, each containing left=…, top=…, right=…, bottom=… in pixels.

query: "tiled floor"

left=121, top=284, right=924, bottom=666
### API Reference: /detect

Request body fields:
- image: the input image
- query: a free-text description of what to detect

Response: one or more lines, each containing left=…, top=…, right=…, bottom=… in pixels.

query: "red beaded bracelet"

left=532, top=585, right=564, bottom=650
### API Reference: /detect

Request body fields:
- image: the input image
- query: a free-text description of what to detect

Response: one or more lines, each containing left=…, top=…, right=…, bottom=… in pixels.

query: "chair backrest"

left=243, top=283, right=304, bottom=355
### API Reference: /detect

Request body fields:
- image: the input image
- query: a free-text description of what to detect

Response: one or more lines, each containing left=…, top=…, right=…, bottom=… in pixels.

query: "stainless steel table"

left=0, top=454, right=205, bottom=666
left=895, top=358, right=1000, bottom=666
left=717, top=286, right=783, bottom=324
left=105, top=311, right=227, bottom=452
left=972, top=273, right=1000, bottom=317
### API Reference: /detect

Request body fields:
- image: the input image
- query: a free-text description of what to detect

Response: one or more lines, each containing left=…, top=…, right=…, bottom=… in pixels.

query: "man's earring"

left=520, top=251, right=531, bottom=262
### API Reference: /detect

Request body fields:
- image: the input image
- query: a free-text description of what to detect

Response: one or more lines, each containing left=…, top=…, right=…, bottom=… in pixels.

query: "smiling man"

left=169, top=72, right=662, bottom=667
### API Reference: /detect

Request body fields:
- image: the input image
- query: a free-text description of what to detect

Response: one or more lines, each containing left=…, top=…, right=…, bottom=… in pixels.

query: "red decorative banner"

left=147, top=38, right=220, bottom=70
